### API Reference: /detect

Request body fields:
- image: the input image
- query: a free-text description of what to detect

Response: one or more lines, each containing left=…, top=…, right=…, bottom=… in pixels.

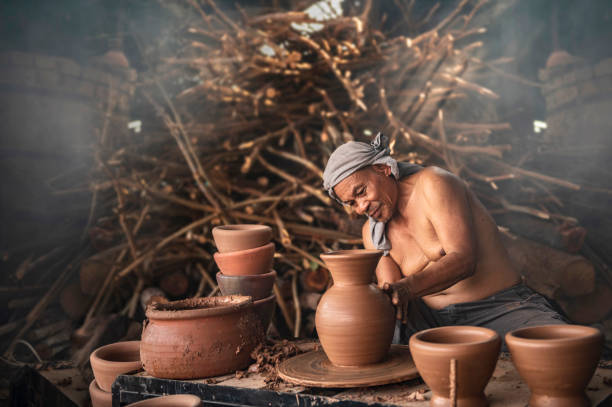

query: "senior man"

left=322, top=133, right=566, bottom=344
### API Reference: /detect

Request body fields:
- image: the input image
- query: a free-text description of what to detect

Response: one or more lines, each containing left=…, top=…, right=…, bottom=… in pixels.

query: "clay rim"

left=253, top=293, right=275, bottom=306
left=124, top=394, right=202, bottom=406
left=320, top=249, right=383, bottom=260
left=216, top=269, right=277, bottom=281
left=410, top=326, right=499, bottom=349
left=505, top=324, right=602, bottom=347
left=146, top=295, right=253, bottom=320
left=213, top=242, right=275, bottom=259
left=90, top=341, right=141, bottom=370
left=89, top=379, right=112, bottom=400
left=213, top=224, right=272, bottom=233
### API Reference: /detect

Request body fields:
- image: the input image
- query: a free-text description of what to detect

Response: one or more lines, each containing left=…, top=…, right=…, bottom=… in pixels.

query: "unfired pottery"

left=316, top=249, right=395, bottom=366
left=90, top=340, right=141, bottom=392
left=252, top=294, right=276, bottom=330
left=125, top=394, right=202, bottom=407
left=89, top=379, right=112, bottom=407
left=140, top=295, right=263, bottom=379
left=216, top=270, right=276, bottom=300
left=212, top=224, right=272, bottom=253
left=213, top=242, right=274, bottom=276
left=505, top=324, right=603, bottom=407
left=409, top=326, right=501, bottom=407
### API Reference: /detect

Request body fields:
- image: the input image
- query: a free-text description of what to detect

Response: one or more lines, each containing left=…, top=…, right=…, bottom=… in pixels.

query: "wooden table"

left=113, top=354, right=612, bottom=407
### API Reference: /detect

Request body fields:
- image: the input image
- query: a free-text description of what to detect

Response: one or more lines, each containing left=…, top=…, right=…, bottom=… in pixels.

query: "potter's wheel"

left=277, top=344, right=419, bottom=388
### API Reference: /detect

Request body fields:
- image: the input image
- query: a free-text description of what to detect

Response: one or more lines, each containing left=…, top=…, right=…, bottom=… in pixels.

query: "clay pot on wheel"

left=213, top=242, right=274, bottom=276
left=140, top=296, right=263, bottom=379
left=90, top=341, right=141, bottom=392
left=89, top=379, right=112, bottom=407
left=506, top=324, right=603, bottom=407
left=409, top=326, right=500, bottom=407
left=212, top=224, right=272, bottom=253
left=216, top=270, right=276, bottom=300
left=316, top=250, right=395, bottom=366
left=125, top=394, right=202, bottom=406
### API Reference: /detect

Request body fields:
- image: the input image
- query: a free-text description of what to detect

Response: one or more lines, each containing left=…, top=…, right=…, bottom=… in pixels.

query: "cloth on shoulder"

left=322, top=133, right=422, bottom=255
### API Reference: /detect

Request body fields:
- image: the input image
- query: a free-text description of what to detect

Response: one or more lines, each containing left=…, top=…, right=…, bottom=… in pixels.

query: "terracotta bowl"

left=212, top=224, right=272, bottom=253
left=409, top=326, right=500, bottom=407
left=506, top=324, right=603, bottom=407
left=216, top=270, right=276, bottom=300
left=89, top=379, right=112, bottom=407
left=141, top=295, right=264, bottom=379
left=125, top=394, right=202, bottom=406
left=253, top=294, right=276, bottom=331
left=213, top=242, right=274, bottom=276
left=90, top=340, right=141, bottom=392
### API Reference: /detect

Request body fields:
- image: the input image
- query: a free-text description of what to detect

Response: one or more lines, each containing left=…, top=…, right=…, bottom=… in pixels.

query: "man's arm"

left=385, top=168, right=477, bottom=318
left=362, top=221, right=402, bottom=288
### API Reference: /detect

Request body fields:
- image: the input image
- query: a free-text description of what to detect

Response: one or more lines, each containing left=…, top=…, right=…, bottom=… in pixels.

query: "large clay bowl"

left=89, top=379, right=112, bottom=407
left=90, top=340, right=141, bottom=392
left=216, top=270, right=276, bottom=300
left=140, top=296, right=264, bottom=379
left=409, top=326, right=501, bottom=407
left=213, top=242, right=274, bottom=276
left=125, top=394, right=202, bottom=406
left=253, top=294, right=276, bottom=330
left=506, top=324, right=603, bottom=407
left=212, top=224, right=272, bottom=253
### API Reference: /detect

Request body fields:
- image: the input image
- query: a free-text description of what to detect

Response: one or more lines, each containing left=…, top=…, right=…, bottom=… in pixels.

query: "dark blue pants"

left=395, top=284, right=568, bottom=350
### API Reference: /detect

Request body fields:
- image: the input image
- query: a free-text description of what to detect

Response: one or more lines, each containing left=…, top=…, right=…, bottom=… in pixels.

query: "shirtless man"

left=323, top=134, right=566, bottom=344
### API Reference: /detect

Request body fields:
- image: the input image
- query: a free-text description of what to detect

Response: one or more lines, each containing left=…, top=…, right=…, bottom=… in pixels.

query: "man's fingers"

left=395, top=306, right=402, bottom=320
left=391, top=294, right=399, bottom=305
left=382, top=282, right=391, bottom=292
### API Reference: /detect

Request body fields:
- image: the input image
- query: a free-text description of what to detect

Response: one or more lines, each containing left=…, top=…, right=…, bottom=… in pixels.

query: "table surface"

left=117, top=352, right=612, bottom=407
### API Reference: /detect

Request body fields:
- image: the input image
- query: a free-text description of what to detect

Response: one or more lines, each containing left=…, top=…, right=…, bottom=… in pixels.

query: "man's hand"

left=382, top=279, right=413, bottom=323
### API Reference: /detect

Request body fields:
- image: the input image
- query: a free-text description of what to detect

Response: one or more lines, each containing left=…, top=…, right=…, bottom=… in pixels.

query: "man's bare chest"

left=386, top=217, right=445, bottom=276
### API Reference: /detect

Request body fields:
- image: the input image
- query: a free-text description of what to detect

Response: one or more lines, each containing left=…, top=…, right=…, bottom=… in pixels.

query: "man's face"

left=333, top=165, right=397, bottom=222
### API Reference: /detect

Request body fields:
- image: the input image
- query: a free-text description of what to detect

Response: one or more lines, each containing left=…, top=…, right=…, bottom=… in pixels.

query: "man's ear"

left=371, top=164, right=392, bottom=177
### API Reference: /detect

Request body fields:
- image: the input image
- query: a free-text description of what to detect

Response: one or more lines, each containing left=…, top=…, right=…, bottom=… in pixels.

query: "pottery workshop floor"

left=111, top=353, right=612, bottom=406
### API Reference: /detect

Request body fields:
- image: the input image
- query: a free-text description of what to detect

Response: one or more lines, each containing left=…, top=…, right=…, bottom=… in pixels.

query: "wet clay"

left=140, top=296, right=264, bottom=379
left=409, top=326, right=500, bottom=407
left=316, top=250, right=395, bottom=367
left=212, top=224, right=272, bottom=253
left=125, top=394, right=202, bottom=406
left=216, top=270, right=276, bottom=300
left=89, top=340, right=141, bottom=392
left=89, top=379, right=112, bottom=407
left=505, top=324, right=603, bottom=407
left=213, top=242, right=274, bottom=276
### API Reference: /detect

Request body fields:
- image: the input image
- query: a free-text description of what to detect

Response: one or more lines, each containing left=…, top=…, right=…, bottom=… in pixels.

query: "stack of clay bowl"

left=213, top=224, right=276, bottom=330
left=89, top=341, right=141, bottom=407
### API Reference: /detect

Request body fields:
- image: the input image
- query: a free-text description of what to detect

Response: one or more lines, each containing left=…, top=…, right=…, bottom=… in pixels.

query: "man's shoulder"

left=413, top=166, right=464, bottom=196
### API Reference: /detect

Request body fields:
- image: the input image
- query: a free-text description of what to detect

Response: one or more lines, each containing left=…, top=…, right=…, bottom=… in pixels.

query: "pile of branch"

left=4, top=0, right=612, bottom=361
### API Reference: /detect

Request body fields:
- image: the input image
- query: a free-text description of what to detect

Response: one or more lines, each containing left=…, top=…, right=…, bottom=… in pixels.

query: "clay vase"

left=409, top=326, right=500, bottom=407
left=140, top=295, right=263, bottom=379
left=213, top=242, right=274, bottom=276
left=505, top=324, right=603, bottom=407
left=216, top=270, right=276, bottom=300
left=125, top=394, right=202, bottom=406
left=89, top=379, right=112, bottom=407
left=315, top=249, right=395, bottom=366
left=212, top=224, right=272, bottom=253
left=90, top=341, right=141, bottom=392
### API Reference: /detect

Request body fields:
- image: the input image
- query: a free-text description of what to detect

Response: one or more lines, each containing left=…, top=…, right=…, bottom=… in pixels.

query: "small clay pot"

left=506, top=324, right=603, bottom=407
left=213, top=242, right=274, bottom=276
left=316, top=250, right=395, bottom=367
left=409, top=326, right=501, bottom=407
left=212, top=224, right=272, bottom=253
left=140, top=296, right=263, bottom=379
left=90, top=341, right=141, bottom=392
left=89, top=379, right=112, bottom=407
left=125, top=394, right=202, bottom=407
left=253, top=294, right=276, bottom=331
left=216, top=270, right=276, bottom=300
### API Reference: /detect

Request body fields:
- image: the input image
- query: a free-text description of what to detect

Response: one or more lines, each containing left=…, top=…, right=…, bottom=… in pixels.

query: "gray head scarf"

left=322, top=133, right=421, bottom=255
